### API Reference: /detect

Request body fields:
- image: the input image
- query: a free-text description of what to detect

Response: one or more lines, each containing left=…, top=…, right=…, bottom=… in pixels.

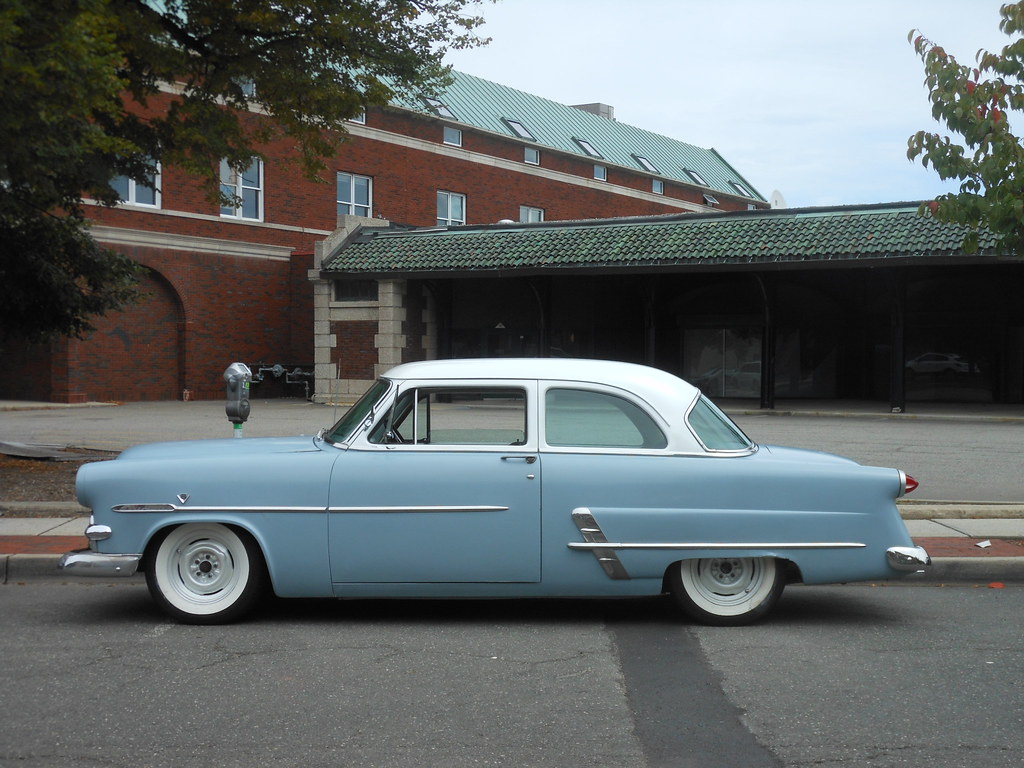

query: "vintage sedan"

left=60, top=358, right=929, bottom=626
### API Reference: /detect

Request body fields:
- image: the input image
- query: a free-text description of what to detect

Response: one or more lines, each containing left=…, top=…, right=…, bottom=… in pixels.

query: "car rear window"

left=686, top=395, right=753, bottom=451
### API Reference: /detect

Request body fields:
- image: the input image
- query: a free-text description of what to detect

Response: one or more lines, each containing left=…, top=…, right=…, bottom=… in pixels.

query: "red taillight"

left=903, top=473, right=919, bottom=495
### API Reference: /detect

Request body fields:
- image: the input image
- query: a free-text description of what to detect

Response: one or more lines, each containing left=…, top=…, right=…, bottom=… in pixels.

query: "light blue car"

left=60, top=359, right=929, bottom=626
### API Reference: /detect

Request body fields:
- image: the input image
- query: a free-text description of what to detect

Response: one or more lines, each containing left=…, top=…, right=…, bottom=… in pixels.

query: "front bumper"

left=886, top=545, right=931, bottom=572
left=59, top=550, right=142, bottom=578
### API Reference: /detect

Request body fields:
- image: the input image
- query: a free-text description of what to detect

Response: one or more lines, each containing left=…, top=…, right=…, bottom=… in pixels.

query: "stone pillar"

left=310, top=215, right=390, bottom=404
left=374, top=279, right=407, bottom=378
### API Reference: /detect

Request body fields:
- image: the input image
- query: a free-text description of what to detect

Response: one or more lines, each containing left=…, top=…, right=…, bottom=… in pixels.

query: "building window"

left=443, top=126, right=463, bottom=146
left=652, top=179, right=664, bottom=195
left=437, top=190, right=466, bottom=226
left=729, top=181, right=752, bottom=197
left=524, top=147, right=540, bottom=165
left=503, top=118, right=536, bottom=140
left=423, top=96, right=456, bottom=118
left=112, top=164, right=160, bottom=207
left=684, top=168, right=709, bottom=186
left=337, top=172, right=372, bottom=218
left=235, top=78, right=257, bottom=98
left=634, top=154, right=660, bottom=174
left=519, top=205, right=544, bottom=223
left=219, top=159, right=263, bottom=220
left=574, top=137, right=602, bottom=158
left=334, top=279, right=378, bottom=302
left=349, top=110, right=366, bottom=124
left=594, top=165, right=607, bottom=181
left=703, top=193, right=719, bottom=207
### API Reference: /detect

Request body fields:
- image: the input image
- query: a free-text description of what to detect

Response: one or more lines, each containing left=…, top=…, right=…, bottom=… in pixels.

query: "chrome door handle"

left=501, top=455, right=537, bottom=464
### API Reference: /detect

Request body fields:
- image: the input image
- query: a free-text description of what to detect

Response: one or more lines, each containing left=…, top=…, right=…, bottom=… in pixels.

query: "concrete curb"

left=920, top=557, right=1024, bottom=584
left=3, top=553, right=1021, bottom=585
left=1, top=554, right=72, bottom=583
left=897, top=502, right=1024, bottom=520
left=0, top=502, right=91, bottom=517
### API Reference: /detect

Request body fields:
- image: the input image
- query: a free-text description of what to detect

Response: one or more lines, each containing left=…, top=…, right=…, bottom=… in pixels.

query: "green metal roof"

left=322, top=203, right=1003, bottom=277
left=389, top=70, right=765, bottom=202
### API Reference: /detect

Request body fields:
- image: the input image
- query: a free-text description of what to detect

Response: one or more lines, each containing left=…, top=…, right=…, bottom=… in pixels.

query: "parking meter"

left=224, top=362, right=252, bottom=437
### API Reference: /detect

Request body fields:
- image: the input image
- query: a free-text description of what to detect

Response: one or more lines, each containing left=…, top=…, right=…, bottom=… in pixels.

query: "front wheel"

left=668, top=557, right=784, bottom=626
left=146, top=523, right=266, bottom=624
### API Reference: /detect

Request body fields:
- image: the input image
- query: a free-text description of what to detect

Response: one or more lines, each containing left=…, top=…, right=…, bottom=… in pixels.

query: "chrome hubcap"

left=178, top=541, right=233, bottom=594
left=706, top=558, right=746, bottom=591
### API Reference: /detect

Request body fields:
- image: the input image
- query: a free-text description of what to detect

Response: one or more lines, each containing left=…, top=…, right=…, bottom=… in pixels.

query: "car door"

left=328, top=381, right=541, bottom=583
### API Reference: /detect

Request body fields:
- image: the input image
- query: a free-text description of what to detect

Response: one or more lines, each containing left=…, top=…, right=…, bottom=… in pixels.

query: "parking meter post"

left=223, top=362, right=252, bottom=437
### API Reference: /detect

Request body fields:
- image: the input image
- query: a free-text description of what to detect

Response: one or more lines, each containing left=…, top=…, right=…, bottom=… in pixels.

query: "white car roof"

left=382, top=358, right=701, bottom=419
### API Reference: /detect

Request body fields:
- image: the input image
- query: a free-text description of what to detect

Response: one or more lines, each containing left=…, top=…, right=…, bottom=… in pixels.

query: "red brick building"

left=3, top=71, right=766, bottom=403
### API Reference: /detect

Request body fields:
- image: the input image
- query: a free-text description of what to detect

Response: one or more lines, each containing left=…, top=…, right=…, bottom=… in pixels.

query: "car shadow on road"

left=766, top=584, right=919, bottom=626
left=253, top=593, right=678, bottom=627
left=48, top=580, right=921, bottom=628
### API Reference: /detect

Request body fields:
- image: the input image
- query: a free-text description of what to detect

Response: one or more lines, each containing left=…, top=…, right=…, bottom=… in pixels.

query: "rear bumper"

left=59, top=549, right=141, bottom=578
left=886, top=545, right=931, bottom=571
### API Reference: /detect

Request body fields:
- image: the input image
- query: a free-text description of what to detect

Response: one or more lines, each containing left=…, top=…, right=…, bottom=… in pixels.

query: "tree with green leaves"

left=0, top=0, right=489, bottom=341
left=908, top=2, right=1024, bottom=254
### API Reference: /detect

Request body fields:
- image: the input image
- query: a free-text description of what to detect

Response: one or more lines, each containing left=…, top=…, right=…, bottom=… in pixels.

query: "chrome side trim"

left=567, top=541, right=867, bottom=551
left=112, top=503, right=177, bottom=513
left=111, top=503, right=509, bottom=514
left=571, top=508, right=630, bottom=580
left=112, top=504, right=325, bottom=513
left=886, top=545, right=931, bottom=571
left=58, top=550, right=141, bottom=578
left=328, top=505, right=509, bottom=513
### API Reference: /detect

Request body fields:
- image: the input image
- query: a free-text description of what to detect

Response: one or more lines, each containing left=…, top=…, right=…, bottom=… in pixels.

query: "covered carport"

left=316, top=202, right=1024, bottom=410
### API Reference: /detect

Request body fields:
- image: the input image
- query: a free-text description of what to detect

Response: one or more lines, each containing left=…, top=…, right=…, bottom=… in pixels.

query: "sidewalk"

left=2, top=397, right=1023, bottom=584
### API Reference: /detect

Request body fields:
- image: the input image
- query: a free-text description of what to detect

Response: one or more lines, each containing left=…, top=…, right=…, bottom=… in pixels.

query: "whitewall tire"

left=146, top=523, right=266, bottom=624
left=669, top=557, right=784, bottom=626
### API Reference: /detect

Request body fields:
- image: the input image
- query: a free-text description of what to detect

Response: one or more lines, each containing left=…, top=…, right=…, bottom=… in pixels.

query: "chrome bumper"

left=59, top=549, right=142, bottom=578
left=886, top=545, right=931, bottom=571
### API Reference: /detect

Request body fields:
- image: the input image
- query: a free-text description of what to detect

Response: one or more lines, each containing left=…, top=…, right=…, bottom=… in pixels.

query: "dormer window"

left=729, top=181, right=753, bottom=197
left=443, top=126, right=463, bottom=146
left=574, top=138, right=603, bottom=158
left=685, top=169, right=709, bottom=186
left=634, top=154, right=660, bottom=174
left=423, top=96, right=456, bottom=119
left=504, top=119, right=536, bottom=141
left=703, top=193, right=719, bottom=207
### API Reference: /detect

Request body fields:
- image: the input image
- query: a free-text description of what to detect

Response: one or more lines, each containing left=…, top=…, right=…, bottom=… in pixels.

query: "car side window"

left=545, top=388, right=667, bottom=449
left=370, top=387, right=527, bottom=445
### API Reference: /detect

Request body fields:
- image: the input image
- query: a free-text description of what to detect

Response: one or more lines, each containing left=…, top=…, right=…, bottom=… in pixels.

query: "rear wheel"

left=668, top=557, right=784, bottom=626
left=146, top=523, right=266, bottom=624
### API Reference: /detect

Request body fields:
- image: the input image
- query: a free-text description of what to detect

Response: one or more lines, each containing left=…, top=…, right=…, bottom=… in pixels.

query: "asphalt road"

left=2, top=582, right=1021, bottom=767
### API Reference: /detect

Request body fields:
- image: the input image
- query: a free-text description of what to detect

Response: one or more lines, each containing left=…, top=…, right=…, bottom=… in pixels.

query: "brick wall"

left=332, top=320, right=377, bottom=380
left=9, top=93, right=762, bottom=403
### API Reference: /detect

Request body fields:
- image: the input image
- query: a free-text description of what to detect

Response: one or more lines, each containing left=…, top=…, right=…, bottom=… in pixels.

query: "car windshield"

left=324, top=378, right=392, bottom=444
left=686, top=395, right=754, bottom=452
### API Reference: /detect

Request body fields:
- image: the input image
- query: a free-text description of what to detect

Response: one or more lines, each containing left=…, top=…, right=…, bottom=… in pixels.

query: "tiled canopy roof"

left=322, top=203, right=1002, bottom=277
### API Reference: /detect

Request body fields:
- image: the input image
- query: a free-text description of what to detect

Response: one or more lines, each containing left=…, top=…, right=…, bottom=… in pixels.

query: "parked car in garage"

left=60, top=358, right=929, bottom=626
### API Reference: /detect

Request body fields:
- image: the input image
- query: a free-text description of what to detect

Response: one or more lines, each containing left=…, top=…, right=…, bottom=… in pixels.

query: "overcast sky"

left=443, top=0, right=1010, bottom=208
